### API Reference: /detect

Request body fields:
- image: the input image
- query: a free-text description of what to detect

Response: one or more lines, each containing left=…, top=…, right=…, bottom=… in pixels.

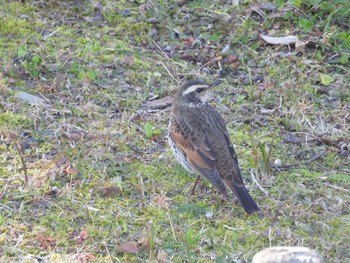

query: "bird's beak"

left=208, top=80, right=222, bottom=90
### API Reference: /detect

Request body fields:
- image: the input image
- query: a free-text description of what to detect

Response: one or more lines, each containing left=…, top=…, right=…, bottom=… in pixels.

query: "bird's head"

left=176, top=79, right=222, bottom=105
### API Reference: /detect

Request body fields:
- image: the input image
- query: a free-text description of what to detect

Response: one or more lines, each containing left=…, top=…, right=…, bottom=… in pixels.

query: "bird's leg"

left=190, top=175, right=201, bottom=195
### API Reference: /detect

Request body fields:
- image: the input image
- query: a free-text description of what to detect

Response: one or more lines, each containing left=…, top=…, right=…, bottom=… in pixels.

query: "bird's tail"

left=231, top=184, right=260, bottom=214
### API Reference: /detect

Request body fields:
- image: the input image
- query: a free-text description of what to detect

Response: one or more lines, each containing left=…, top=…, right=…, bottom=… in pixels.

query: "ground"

left=0, top=0, right=349, bottom=262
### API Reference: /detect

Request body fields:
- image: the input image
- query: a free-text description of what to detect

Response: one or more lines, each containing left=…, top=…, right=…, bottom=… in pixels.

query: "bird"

left=168, top=79, right=259, bottom=214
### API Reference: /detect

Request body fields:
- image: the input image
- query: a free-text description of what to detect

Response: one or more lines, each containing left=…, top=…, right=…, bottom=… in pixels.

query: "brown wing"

left=206, top=106, right=259, bottom=213
left=170, top=118, right=227, bottom=195
left=223, top=133, right=244, bottom=186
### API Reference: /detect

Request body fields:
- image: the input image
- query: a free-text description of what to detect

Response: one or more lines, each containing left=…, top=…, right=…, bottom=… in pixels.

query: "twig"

left=16, top=142, right=28, bottom=187
left=251, top=169, right=269, bottom=196
left=152, top=41, right=179, bottom=82
left=167, top=213, right=177, bottom=242
left=160, top=60, right=176, bottom=81
left=104, top=242, right=114, bottom=263
left=43, top=27, right=62, bottom=40
left=137, top=172, right=145, bottom=198
left=273, top=150, right=326, bottom=171
left=152, top=40, right=171, bottom=60
left=323, top=182, right=350, bottom=193
left=198, top=56, right=222, bottom=71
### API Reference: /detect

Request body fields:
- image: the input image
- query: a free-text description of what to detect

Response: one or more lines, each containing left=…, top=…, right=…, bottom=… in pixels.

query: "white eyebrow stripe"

left=182, top=84, right=208, bottom=95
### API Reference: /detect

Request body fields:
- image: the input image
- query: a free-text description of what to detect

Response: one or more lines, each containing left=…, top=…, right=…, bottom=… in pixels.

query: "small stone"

left=46, top=64, right=59, bottom=72
left=217, top=69, right=224, bottom=77
left=201, top=67, right=210, bottom=75
left=148, top=28, right=158, bottom=39
left=205, top=211, right=213, bottom=219
left=339, top=142, right=348, bottom=151
left=51, top=186, right=59, bottom=194
left=274, top=159, right=283, bottom=167
left=121, top=9, right=131, bottom=16
left=339, top=150, right=349, bottom=158
left=341, top=144, right=348, bottom=151
left=158, top=154, right=166, bottom=161
left=147, top=17, right=159, bottom=24
left=16, top=91, right=46, bottom=105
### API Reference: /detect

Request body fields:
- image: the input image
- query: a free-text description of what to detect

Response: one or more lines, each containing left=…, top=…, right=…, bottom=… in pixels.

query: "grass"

left=0, top=0, right=349, bottom=262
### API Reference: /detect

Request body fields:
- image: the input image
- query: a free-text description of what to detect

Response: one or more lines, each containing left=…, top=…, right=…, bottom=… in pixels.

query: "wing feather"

left=170, top=119, right=227, bottom=195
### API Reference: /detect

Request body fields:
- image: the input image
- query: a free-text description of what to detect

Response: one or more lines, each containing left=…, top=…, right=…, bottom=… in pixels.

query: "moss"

left=0, top=112, right=30, bottom=128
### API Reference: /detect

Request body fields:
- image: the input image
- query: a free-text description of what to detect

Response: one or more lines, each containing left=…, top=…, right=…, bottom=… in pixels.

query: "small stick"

left=198, top=56, right=222, bottom=71
left=160, top=60, right=176, bottom=81
left=104, top=243, right=113, bottom=263
left=273, top=150, right=325, bottom=171
left=167, top=213, right=177, bottom=242
left=323, top=182, right=350, bottom=193
left=43, top=27, right=62, bottom=40
left=190, top=175, right=201, bottom=195
left=251, top=169, right=269, bottom=196
left=152, top=40, right=171, bottom=60
left=15, top=142, right=28, bottom=187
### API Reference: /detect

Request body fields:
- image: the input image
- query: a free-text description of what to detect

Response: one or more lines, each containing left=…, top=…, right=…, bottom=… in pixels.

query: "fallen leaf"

left=260, top=34, right=298, bottom=45
left=157, top=249, right=167, bottom=263
left=37, top=235, right=56, bottom=250
left=226, top=55, right=238, bottom=63
left=182, top=37, right=194, bottom=46
left=318, top=136, right=336, bottom=146
left=295, top=39, right=307, bottom=53
left=283, top=132, right=300, bottom=144
left=65, top=132, right=81, bottom=141
left=80, top=230, right=89, bottom=241
left=253, top=246, right=323, bottom=263
left=71, top=253, right=95, bottom=263
left=116, top=242, right=140, bottom=254
left=144, top=95, right=173, bottom=109
left=249, top=4, right=295, bottom=19
left=137, top=236, right=150, bottom=250
left=122, top=55, right=134, bottom=67
left=320, top=74, right=334, bottom=86
left=99, top=186, right=122, bottom=197
left=65, top=166, right=79, bottom=175
left=55, top=156, right=67, bottom=166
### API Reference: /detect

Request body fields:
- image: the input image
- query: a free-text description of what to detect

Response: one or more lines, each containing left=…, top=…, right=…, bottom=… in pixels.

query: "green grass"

left=0, top=0, right=349, bottom=262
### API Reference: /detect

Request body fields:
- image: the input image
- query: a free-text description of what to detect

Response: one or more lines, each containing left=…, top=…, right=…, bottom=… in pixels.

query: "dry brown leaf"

left=65, top=166, right=79, bottom=175
left=260, top=34, right=298, bottom=45
left=182, top=37, right=194, bottom=46
left=55, top=156, right=67, bottom=166
left=295, top=39, right=307, bottom=53
left=157, top=249, right=167, bottom=263
left=116, top=242, right=140, bottom=254
left=72, top=253, right=95, bottom=263
left=79, top=230, right=89, bottom=241
left=122, top=55, right=134, bottom=67
left=65, top=132, right=81, bottom=141
left=37, top=235, right=56, bottom=250
left=137, top=236, right=150, bottom=250
left=99, top=186, right=122, bottom=198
